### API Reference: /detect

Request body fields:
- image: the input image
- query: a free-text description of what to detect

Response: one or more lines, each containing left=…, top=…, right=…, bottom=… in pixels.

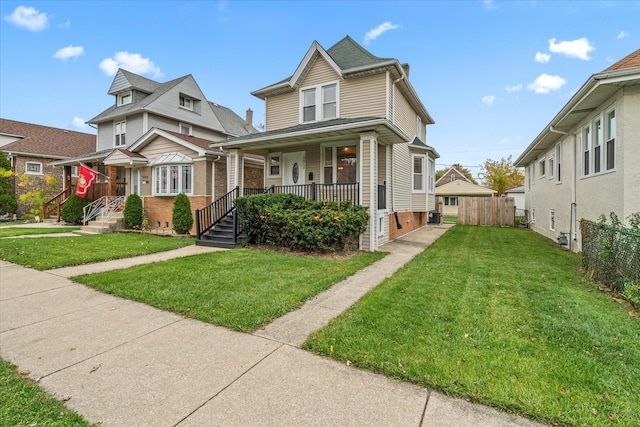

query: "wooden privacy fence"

left=457, top=197, right=515, bottom=227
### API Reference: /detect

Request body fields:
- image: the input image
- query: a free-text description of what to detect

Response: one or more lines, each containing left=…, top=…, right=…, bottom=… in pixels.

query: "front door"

left=283, top=152, right=305, bottom=186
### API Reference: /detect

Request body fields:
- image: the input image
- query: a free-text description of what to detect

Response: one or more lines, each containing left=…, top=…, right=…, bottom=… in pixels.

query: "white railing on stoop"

left=82, top=195, right=125, bottom=225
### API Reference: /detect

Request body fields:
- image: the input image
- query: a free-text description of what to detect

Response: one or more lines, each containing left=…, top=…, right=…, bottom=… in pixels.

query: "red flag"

left=75, top=164, right=99, bottom=198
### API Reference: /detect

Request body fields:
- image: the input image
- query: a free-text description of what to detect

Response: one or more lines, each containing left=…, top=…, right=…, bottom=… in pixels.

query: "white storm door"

left=282, top=152, right=305, bottom=186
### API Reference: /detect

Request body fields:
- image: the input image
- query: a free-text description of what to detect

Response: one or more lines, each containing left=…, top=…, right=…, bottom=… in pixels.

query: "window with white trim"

left=555, top=144, right=561, bottom=182
left=300, top=82, right=338, bottom=123
left=25, top=161, right=42, bottom=175
left=444, top=196, right=458, bottom=206
left=153, top=164, right=193, bottom=195
left=428, top=158, right=435, bottom=193
left=583, top=125, right=591, bottom=175
left=267, top=153, right=281, bottom=177
left=549, top=209, right=555, bottom=231
left=605, top=109, right=615, bottom=171
left=118, top=91, right=132, bottom=106
left=322, top=144, right=357, bottom=184
left=71, top=166, right=78, bottom=177
left=531, top=207, right=536, bottom=222
left=179, top=95, right=193, bottom=110
left=115, top=121, right=126, bottom=147
left=539, top=157, right=546, bottom=177
left=412, top=155, right=425, bottom=192
left=179, top=123, right=192, bottom=135
left=548, top=156, right=554, bottom=179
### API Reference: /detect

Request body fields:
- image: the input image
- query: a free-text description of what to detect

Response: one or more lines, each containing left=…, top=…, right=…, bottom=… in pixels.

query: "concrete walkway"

left=0, top=224, right=541, bottom=426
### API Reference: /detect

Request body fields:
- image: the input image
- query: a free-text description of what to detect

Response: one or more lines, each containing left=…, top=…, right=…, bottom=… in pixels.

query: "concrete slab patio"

left=0, top=225, right=542, bottom=426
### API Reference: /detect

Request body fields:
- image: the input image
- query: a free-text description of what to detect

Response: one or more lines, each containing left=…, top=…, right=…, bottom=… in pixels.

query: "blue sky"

left=1, top=1, right=638, bottom=179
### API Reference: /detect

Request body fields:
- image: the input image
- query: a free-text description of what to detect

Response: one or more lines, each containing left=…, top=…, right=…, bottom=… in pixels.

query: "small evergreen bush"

left=60, top=193, right=89, bottom=224
left=123, top=194, right=143, bottom=229
left=0, top=151, right=17, bottom=215
left=235, top=194, right=368, bottom=252
left=172, top=193, right=193, bottom=234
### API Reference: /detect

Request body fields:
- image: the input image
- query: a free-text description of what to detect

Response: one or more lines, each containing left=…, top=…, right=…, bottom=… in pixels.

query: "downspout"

left=391, top=74, right=406, bottom=230
left=549, top=126, right=576, bottom=251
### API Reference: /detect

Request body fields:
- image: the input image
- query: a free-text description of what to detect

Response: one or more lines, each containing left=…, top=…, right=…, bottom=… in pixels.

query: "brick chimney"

left=244, top=108, right=253, bottom=133
left=402, top=63, right=410, bottom=78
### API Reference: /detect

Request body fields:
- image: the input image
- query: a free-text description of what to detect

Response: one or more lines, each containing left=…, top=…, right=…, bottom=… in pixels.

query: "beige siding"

left=192, top=160, right=208, bottom=196
left=104, top=150, right=132, bottom=165
left=341, top=73, right=387, bottom=118
left=393, top=89, right=417, bottom=139
left=411, top=193, right=427, bottom=211
left=361, top=138, right=372, bottom=251
left=392, top=144, right=412, bottom=211
left=265, top=92, right=298, bottom=131
left=138, top=136, right=199, bottom=161
left=302, top=56, right=340, bottom=87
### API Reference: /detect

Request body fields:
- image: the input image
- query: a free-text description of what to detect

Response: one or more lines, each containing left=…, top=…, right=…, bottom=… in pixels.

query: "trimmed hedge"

left=235, top=193, right=368, bottom=252
left=60, top=193, right=89, bottom=224
left=172, top=193, right=193, bottom=234
left=123, top=194, right=143, bottom=229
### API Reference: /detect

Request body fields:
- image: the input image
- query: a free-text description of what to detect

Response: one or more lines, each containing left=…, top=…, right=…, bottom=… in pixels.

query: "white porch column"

left=227, top=149, right=244, bottom=195
left=359, top=131, right=378, bottom=252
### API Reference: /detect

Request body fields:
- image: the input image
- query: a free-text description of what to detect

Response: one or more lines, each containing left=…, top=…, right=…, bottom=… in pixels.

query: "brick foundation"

left=142, top=195, right=210, bottom=235
left=388, top=211, right=428, bottom=241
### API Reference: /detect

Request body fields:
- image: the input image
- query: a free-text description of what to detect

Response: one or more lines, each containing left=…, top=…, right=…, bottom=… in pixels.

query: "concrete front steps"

left=74, top=212, right=124, bottom=235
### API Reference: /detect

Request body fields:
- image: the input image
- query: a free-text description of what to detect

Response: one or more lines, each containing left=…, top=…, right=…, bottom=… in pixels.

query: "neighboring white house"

left=515, top=49, right=640, bottom=252
left=503, top=185, right=525, bottom=211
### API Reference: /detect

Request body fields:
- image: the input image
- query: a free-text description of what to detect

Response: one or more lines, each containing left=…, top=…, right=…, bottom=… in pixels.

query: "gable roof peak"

left=603, top=48, right=640, bottom=72
left=326, top=35, right=395, bottom=71
left=108, top=69, right=161, bottom=95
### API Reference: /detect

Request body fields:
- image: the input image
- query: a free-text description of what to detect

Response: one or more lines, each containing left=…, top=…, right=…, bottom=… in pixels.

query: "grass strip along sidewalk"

left=0, top=227, right=80, bottom=238
left=0, top=233, right=194, bottom=270
left=0, top=358, right=90, bottom=426
left=73, top=248, right=385, bottom=332
left=304, top=226, right=640, bottom=426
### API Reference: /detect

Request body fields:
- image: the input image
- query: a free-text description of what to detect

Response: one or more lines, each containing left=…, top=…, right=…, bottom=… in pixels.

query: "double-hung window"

left=115, top=121, right=126, bottom=147
left=583, top=126, right=591, bottom=175
left=539, top=157, right=546, bottom=177
left=300, top=82, right=338, bottom=123
left=179, top=95, right=193, bottom=110
left=593, top=119, right=602, bottom=173
left=548, top=157, right=554, bottom=179
left=179, top=123, right=192, bottom=135
left=267, top=153, right=281, bottom=177
left=555, top=144, right=562, bottom=182
left=605, top=110, right=615, bottom=170
left=323, top=144, right=356, bottom=184
left=412, top=155, right=425, bottom=192
left=428, top=158, right=435, bottom=193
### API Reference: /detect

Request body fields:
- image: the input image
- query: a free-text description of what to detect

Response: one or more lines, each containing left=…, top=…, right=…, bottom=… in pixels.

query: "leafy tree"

left=60, top=193, right=89, bottom=224
left=123, top=194, right=143, bottom=229
left=172, top=193, right=193, bottom=234
left=481, top=155, right=524, bottom=196
left=435, top=163, right=478, bottom=184
left=0, top=151, right=17, bottom=215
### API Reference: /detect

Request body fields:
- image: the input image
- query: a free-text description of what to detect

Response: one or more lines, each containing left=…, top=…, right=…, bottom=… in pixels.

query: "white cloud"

left=53, top=45, right=84, bottom=60
left=72, top=117, right=87, bottom=128
left=363, top=22, right=400, bottom=45
left=527, top=74, right=566, bottom=94
left=548, top=37, right=595, bottom=60
left=4, top=5, right=49, bottom=31
left=534, top=52, right=551, bottom=63
left=481, top=95, right=496, bottom=105
left=505, top=84, right=522, bottom=93
left=483, top=0, right=497, bottom=10
left=99, top=52, right=162, bottom=77
left=617, top=31, right=630, bottom=39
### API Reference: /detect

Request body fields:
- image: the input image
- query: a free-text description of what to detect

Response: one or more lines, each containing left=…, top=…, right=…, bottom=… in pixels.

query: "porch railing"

left=82, top=195, right=125, bottom=225
left=195, top=187, right=239, bottom=240
left=42, top=187, right=71, bottom=221
left=249, top=182, right=360, bottom=205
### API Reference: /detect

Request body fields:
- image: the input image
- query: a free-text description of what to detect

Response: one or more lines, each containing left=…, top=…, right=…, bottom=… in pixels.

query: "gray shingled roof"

left=326, top=35, right=394, bottom=70
left=209, top=102, right=255, bottom=137
left=89, top=75, right=190, bottom=123
left=108, top=69, right=161, bottom=95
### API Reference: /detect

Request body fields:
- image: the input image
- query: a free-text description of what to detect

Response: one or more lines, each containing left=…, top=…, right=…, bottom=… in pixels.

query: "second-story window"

left=179, top=95, right=193, bottom=110
left=115, top=121, right=126, bottom=147
left=300, top=82, right=338, bottom=123
left=118, top=92, right=132, bottom=106
left=179, top=123, right=192, bottom=135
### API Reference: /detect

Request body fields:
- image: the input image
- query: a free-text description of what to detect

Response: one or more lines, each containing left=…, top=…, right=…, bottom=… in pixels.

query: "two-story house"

left=54, top=69, right=262, bottom=232
left=515, top=49, right=640, bottom=252
left=212, top=36, right=439, bottom=251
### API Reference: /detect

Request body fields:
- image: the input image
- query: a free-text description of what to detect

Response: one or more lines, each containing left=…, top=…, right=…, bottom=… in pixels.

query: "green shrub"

left=236, top=194, right=368, bottom=252
left=123, top=194, right=143, bottom=229
left=0, top=151, right=17, bottom=215
left=60, top=193, right=89, bottom=224
left=172, top=193, right=193, bottom=234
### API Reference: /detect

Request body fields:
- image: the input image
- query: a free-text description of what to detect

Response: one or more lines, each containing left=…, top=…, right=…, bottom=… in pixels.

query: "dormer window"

left=118, top=92, right=132, bottom=106
left=300, top=82, right=338, bottom=123
left=179, top=123, right=192, bottom=135
left=179, top=95, right=193, bottom=110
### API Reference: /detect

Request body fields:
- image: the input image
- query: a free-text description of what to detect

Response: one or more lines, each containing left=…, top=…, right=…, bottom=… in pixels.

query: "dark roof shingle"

left=603, top=49, right=640, bottom=72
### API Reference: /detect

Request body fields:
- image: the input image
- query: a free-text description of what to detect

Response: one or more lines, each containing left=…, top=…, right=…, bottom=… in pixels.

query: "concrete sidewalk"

left=0, top=225, right=541, bottom=426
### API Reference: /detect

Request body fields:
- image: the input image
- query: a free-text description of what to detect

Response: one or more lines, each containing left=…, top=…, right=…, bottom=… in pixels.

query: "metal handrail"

left=82, top=195, right=125, bottom=225
left=195, top=187, right=239, bottom=240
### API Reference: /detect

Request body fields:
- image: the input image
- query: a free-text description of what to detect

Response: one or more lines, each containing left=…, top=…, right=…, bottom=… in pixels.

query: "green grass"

left=0, top=227, right=80, bottom=237
left=303, top=226, right=640, bottom=426
left=0, top=233, right=194, bottom=270
left=0, top=221, right=22, bottom=227
left=442, top=216, right=458, bottom=223
left=73, top=248, right=385, bottom=332
left=0, top=358, right=90, bottom=426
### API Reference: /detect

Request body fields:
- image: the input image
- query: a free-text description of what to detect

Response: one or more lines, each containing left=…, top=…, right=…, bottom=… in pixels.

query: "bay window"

left=412, top=155, right=425, bottom=192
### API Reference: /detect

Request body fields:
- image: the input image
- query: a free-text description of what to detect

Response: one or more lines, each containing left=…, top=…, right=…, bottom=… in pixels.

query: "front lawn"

left=304, top=226, right=640, bottom=426
left=73, top=248, right=385, bottom=332
left=0, top=358, right=89, bottom=426
left=0, top=233, right=194, bottom=270
left=0, top=226, right=80, bottom=238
